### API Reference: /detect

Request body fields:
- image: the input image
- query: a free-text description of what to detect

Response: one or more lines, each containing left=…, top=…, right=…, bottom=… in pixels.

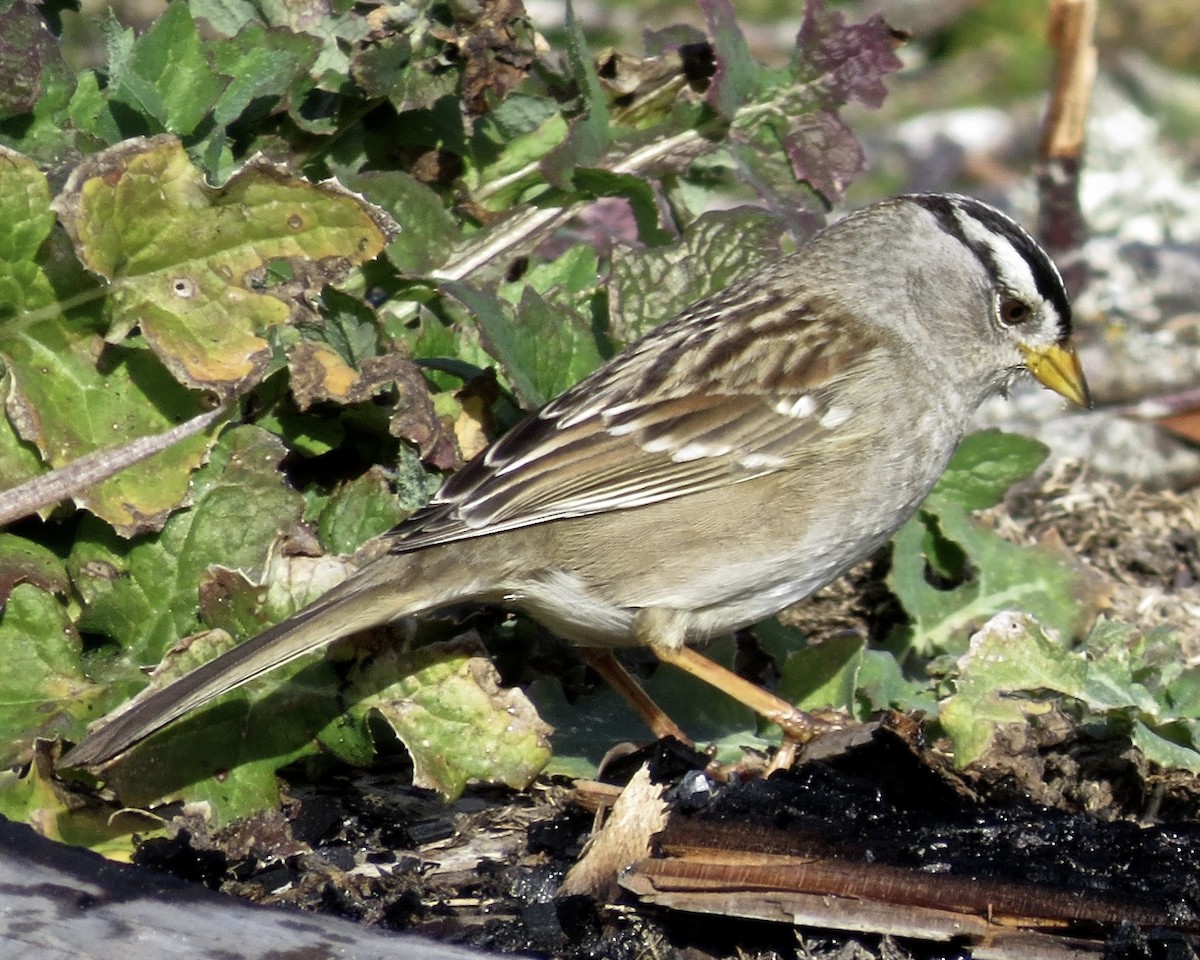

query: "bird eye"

left=999, top=297, right=1031, bottom=326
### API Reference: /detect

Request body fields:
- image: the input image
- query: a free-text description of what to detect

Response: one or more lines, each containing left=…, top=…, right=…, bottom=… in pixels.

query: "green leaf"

left=0, top=532, right=70, bottom=602
left=0, top=581, right=107, bottom=765
left=442, top=281, right=537, bottom=403
left=701, top=0, right=762, bottom=120
left=65, top=71, right=107, bottom=135
left=312, top=467, right=409, bottom=556
left=0, top=146, right=56, bottom=315
left=939, top=612, right=1200, bottom=773
left=1167, top=667, right=1200, bottom=719
left=97, top=627, right=343, bottom=821
left=857, top=649, right=938, bottom=716
left=889, top=499, right=1099, bottom=657
left=67, top=425, right=306, bottom=666
left=540, top=0, right=610, bottom=189
left=188, top=0, right=260, bottom=38
left=938, top=612, right=1082, bottom=765
left=340, top=169, right=461, bottom=276
left=346, top=637, right=553, bottom=799
left=105, top=2, right=228, bottom=138
left=1130, top=720, right=1200, bottom=774
left=926, top=430, right=1049, bottom=513
left=6, top=319, right=215, bottom=512
left=609, top=208, right=785, bottom=342
left=777, top=633, right=865, bottom=713
left=447, top=247, right=606, bottom=408
left=52, top=136, right=395, bottom=395
left=209, top=22, right=320, bottom=128
left=468, top=95, right=565, bottom=198
left=314, top=287, right=382, bottom=368
left=1, top=324, right=214, bottom=535
left=199, top=550, right=357, bottom=642
left=0, top=748, right=160, bottom=859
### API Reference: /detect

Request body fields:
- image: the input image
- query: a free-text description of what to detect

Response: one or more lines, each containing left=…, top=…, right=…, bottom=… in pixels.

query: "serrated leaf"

left=350, top=33, right=414, bottom=100
left=105, top=3, right=228, bottom=138
left=608, top=207, right=785, bottom=342
left=793, top=0, right=903, bottom=109
left=506, top=291, right=604, bottom=403
left=210, top=22, right=320, bottom=128
left=346, top=637, right=552, bottom=799
left=540, top=0, right=610, bottom=189
left=313, top=288, right=381, bottom=367
left=313, top=467, right=409, bottom=556
left=445, top=270, right=605, bottom=409
left=52, top=136, right=396, bottom=395
left=1080, top=657, right=1160, bottom=715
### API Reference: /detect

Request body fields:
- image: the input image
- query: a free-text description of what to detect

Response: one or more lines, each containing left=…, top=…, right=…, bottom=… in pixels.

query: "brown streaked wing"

left=387, top=293, right=883, bottom=553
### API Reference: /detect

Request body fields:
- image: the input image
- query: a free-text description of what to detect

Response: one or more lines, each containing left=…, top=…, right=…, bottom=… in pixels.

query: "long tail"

left=61, top=550, right=461, bottom=768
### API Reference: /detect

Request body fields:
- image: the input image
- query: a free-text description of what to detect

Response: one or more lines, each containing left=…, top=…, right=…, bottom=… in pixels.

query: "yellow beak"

left=1020, top=341, right=1092, bottom=408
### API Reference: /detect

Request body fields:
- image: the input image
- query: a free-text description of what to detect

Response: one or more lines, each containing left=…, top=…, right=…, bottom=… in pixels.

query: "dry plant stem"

left=1040, top=0, right=1096, bottom=159
left=580, top=649, right=693, bottom=744
left=1036, top=0, right=1097, bottom=259
left=0, top=403, right=230, bottom=527
left=431, top=128, right=706, bottom=283
left=640, top=819, right=1186, bottom=932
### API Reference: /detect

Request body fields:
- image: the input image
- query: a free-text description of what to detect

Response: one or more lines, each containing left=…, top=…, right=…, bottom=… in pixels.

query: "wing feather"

left=388, top=275, right=886, bottom=554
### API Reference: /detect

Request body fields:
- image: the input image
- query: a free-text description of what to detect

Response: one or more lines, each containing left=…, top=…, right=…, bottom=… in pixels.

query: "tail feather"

left=61, top=553, right=450, bottom=768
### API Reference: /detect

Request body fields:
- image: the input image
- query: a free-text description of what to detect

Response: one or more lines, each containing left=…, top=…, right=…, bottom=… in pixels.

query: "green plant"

left=2, top=1, right=1183, bottom=858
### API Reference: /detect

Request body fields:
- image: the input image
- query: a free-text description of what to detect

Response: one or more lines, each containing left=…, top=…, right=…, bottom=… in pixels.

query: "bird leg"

left=634, top=607, right=845, bottom=744
left=579, top=649, right=692, bottom=745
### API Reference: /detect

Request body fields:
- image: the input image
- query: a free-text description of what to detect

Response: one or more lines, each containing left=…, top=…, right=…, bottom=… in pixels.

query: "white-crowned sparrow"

left=63, top=193, right=1090, bottom=768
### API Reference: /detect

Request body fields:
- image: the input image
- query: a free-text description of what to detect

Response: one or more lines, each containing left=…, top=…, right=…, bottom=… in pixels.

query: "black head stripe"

left=906, top=194, right=1073, bottom=338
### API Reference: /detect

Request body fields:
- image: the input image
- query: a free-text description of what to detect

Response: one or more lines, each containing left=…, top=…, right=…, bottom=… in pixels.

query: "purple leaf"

left=794, top=0, right=903, bottom=109
left=783, top=112, right=865, bottom=204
